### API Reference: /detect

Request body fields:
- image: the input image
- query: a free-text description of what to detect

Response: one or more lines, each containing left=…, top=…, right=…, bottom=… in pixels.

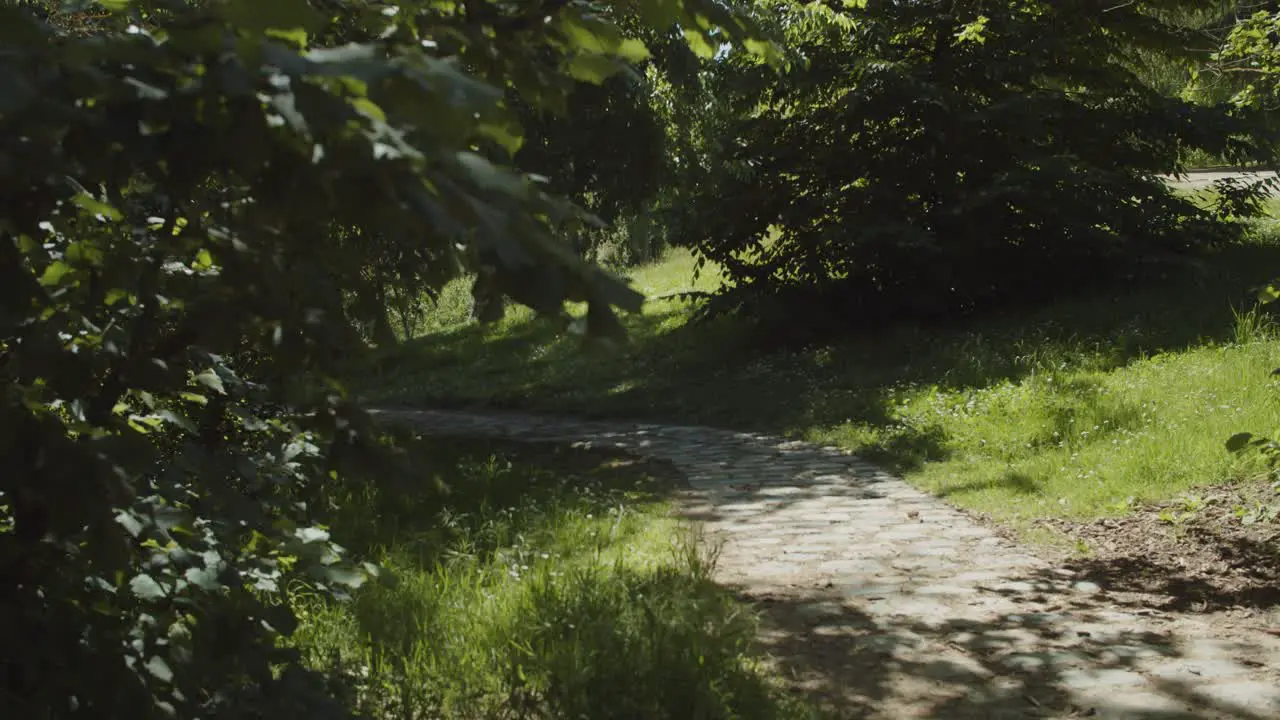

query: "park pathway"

left=1161, top=169, right=1278, bottom=192
left=374, top=408, right=1280, bottom=719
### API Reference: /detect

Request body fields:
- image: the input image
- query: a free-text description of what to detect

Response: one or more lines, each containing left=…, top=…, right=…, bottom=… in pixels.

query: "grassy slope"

left=355, top=224, right=1280, bottom=523
left=293, top=437, right=815, bottom=719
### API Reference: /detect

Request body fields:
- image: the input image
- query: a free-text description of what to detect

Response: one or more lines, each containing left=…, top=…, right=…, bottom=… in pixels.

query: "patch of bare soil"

left=1034, top=481, right=1280, bottom=626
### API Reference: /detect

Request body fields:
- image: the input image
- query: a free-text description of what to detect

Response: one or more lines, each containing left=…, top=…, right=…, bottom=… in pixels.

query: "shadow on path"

left=743, top=579, right=1279, bottom=720
left=375, top=408, right=1280, bottom=719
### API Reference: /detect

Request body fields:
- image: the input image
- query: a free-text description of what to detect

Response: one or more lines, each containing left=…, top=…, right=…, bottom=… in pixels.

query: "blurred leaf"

left=318, top=565, right=367, bottom=589
left=295, top=527, right=330, bottom=544
left=218, top=0, right=323, bottom=33
left=130, top=574, right=166, bottom=601
left=567, top=54, right=624, bottom=84
left=194, top=370, right=225, bottom=395
left=683, top=28, right=717, bottom=59
left=144, top=656, right=173, bottom=683
left=71, top=192, right=123, bottom=221
left=39, top=261, right=74, bottom=287
left=183, top=567, right=223, bottom=591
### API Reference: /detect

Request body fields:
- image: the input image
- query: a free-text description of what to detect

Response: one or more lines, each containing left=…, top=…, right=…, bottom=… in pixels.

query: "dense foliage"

left=1215, top=4, right=1280, bottom=110
left=11, top=0, right=1280, bottom=717
left=510, top=22, right=719, bottom=268
left=0, top=1, right=774, bottom=717
left=677, top=0, right=1278, bottom=338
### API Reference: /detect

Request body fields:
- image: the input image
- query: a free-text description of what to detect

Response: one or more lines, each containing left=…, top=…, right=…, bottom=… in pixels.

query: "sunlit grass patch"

left=814, top=334, right=1280, bottom=519
left=290, top=438, right=817, bottom=720
left=354, top=224, right=1280, bottom=526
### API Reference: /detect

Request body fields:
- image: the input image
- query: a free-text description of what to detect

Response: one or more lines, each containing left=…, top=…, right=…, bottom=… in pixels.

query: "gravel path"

left=1161, top=169, right=1277, bottom=192
left=374, top=408, right=1280, bottom=719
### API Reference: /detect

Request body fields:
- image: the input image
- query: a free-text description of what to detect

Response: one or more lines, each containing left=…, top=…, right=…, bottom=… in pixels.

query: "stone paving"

left=1161, top=169, right=1279, bottom=193
left=374, top=407, right=1280, bottom=719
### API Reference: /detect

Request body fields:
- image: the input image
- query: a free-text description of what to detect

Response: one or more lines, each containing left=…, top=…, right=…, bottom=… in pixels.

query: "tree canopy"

left=671, top=0, right=1277, bottom=339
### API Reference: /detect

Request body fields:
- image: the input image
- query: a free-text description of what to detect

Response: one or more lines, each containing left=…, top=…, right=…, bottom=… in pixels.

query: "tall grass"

left=291, top=438, right=815, bottom=720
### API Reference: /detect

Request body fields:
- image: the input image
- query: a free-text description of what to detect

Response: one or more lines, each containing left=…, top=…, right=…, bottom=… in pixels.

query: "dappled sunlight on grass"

left=627, top=246, right=725, bottom=297
left=813, top=340, right=1280, bottom=519
left=353, top=228, right=1280, bottom=524
left=291, top=438, right=815, bottom=719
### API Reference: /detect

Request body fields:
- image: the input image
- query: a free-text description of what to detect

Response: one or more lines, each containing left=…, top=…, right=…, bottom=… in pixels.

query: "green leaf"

left=743, top=37, right=783, bottom=65
left=184, top=567, right=223, bottom=591
left=636, top=0, right=682, bottom=28
left=194, top=370, right=225, bottom=395
left=266, top=27, right=308, bottom=49
left=683, top=28, right=717, bottom=59
left=1226, top=432, right=1255, bottom=453
left=615, top=38, right=651, bottom=64
left=295, top=527, right=330, bottom=544
left=144, top=655, right=173, bottom=683
left=253, top=575, right=280, bottom=593
left=477, top=117, right=525, bottom=155
left=130, top=574, right=166, bottom=600
left=154, top=507, right=191, bottom=533
left=158, top=410, right=196, bottom=433
left=115, top=510, right=145, bottom=538
left=319, top=565, right=367, bottom=589
left=455, top=151, right=529, bottom=199
left=70, top=192, right=123, bottom=222
left=955, top=15, right=990, bottom=45
left=39, top=261, right=73, bottom=287
left=193, top=248, right=214, bottom=271
left=305, top=43, right=387, bottom=81
left=557, top=14, right=615, bottom=55
left=566, top=54, right=624, bottom=84
left=65, top=241, right=104, bottom=266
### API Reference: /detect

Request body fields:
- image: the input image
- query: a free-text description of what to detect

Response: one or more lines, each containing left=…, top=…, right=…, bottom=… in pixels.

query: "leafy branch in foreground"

left=0, top=1, right=777, bottom=718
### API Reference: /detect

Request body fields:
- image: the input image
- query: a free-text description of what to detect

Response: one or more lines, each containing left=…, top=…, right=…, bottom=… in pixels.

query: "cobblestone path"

left=375, top=408, right=1280, bottom=719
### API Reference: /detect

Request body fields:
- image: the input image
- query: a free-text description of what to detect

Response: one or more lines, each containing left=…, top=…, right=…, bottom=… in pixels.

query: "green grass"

left=354, top=224, right=1280, bottom=523
left=1174, top=182, right=1280, bottom=219
left=291, top=437, right=816, bottom=720
left=817, top=325, right=1280, bottom=516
